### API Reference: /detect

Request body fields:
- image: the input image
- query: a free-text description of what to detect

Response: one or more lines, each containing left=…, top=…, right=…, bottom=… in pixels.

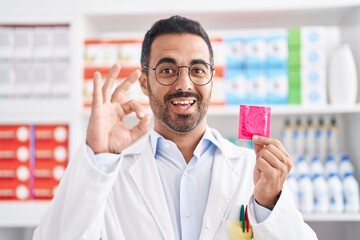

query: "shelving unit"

left=1, top=1, right=360, bottom=239
left=0, top=201, right=49, bottom=227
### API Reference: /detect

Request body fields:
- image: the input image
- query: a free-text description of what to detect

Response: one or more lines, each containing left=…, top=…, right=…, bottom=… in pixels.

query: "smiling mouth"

left=170, top=99, right=196, bottom=109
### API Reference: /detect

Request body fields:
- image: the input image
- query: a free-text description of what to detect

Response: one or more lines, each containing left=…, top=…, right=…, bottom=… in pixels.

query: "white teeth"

left=172, top=100, right=194, bottom=105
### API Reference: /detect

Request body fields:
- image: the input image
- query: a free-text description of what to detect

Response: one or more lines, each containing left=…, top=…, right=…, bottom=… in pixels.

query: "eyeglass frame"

left=143, top=61, right=215, bottom=86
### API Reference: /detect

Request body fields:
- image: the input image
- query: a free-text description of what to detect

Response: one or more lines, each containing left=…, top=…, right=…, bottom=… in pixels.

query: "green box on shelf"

left=288, top=28, right=301, bottom=47
left=288, top=50, right=301, bottom=67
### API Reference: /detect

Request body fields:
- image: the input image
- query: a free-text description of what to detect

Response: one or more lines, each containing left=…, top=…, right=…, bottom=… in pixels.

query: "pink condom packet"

left=238, top=105, right=271, bottom=140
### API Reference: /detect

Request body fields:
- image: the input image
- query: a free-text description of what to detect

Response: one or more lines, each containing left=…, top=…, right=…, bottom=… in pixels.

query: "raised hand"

left=86, top=63, right=151, bottom=154
left=252, top=135, right=293, bottom=208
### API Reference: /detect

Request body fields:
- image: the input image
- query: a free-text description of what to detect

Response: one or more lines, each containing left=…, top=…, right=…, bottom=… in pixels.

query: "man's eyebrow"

left=190, top=59, right=210, bottom=65
left=156, top=57, right=177, bottom=66
left=155, top=58, right=211, bottom=66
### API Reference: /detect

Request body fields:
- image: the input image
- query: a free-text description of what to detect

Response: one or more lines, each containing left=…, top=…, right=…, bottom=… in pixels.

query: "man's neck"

left=155, top=123, right=206, bottom=163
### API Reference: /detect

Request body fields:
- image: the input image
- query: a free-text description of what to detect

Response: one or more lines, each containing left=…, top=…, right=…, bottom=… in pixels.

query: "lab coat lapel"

left=200, top=147, right=240, bottom=240
left=127, top=138, right=175, bottom=240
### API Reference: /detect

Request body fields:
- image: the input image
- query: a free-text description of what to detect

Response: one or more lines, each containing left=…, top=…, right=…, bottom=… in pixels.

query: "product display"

left=283, top=116, right=360, bottom=214
left=0, top=124, right=69, bottom=201
left=0, top=125, right=31, bottom=200
left=0, top=25, right=71, bottom=100
left=82, top=26, right=342, bottom=108
left=328, top=43, right=358, bottom=105
left=33, top=125, right=68, bottom=200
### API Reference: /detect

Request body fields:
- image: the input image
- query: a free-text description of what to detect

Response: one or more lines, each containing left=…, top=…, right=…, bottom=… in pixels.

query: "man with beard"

left=33, top=16, right=318, bottom=240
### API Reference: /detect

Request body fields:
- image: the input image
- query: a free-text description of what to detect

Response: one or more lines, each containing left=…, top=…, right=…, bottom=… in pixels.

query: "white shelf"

left=304, top=213, right=360, bottom=222
left=0, top=101, right=81, bottom=123
left=0, top=201, right=50, bottom=227
left=83, top=0, right=360, bottom=35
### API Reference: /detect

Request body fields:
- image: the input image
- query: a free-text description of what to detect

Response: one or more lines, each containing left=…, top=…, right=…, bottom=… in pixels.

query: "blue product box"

left=224, top=68, right=248, bottom=105
left=244, top=35, right=266, bottom=69
left=267, top=67, right=289, bottom=104
left=246, top=68, right=267, bottom=104
left=224, top=36, right=246, bottom=69
left=266, top=34, right=288, bottom=69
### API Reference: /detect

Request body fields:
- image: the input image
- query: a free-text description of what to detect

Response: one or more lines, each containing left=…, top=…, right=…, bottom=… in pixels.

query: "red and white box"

left=33, top=124, right=68, bottom=200
left=0, top=125, right=31, bottom=200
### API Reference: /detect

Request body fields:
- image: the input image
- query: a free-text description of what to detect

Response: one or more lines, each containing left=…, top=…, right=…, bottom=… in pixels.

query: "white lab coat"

left=33, top=128, right=317, bottom=240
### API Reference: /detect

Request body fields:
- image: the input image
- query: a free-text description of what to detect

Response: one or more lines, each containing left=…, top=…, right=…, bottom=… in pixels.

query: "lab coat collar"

left=125, top=126, right=243, bottom=159
left=148, top=126, right=223, bottom=161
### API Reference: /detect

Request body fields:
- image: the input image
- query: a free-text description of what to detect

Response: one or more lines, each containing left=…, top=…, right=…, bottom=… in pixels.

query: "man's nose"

left=174, top=67, right=193, bottom=91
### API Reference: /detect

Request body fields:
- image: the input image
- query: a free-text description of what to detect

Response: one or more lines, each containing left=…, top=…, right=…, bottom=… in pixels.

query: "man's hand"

left=252, top=135, right=293, bottom=209
left=86, top=63, right=151, bottom=154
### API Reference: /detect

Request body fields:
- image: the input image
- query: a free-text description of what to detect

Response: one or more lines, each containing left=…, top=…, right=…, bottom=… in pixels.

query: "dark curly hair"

left=140, top=15, right=214, bottom=71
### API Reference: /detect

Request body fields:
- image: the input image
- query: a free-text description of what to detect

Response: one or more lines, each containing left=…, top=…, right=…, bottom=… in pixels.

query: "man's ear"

left=139, top=71, right=149, bottom=96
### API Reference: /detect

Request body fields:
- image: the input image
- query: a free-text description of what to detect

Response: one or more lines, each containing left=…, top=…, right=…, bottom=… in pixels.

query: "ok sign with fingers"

left=86, top=63, right=151, bottom=154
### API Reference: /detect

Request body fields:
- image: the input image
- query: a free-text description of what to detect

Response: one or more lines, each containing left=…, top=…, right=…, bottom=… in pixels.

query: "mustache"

left=164, top=91, right=201, bottom=102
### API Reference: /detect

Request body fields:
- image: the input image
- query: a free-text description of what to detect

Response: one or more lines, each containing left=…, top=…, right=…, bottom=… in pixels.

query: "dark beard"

left=148, top=85, right=209, bottom=133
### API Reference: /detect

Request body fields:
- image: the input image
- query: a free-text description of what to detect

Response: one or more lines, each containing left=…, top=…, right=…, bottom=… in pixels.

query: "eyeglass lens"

left=155, top=62, right=213, bottom=86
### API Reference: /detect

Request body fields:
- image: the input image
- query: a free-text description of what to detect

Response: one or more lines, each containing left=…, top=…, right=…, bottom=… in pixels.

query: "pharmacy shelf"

left=0, top=201, right=50, bottom=227
left=83, top=0, right=360, bottom=36
left=83, top=0, right=360, bottom=14
left=304, top=213, right=360, bottom=222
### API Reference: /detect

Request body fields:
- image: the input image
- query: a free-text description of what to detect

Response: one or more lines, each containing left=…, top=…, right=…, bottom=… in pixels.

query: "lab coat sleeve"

left=33, top=142, right=123, bottom=240
left=249, top=183, right=318, bottom=240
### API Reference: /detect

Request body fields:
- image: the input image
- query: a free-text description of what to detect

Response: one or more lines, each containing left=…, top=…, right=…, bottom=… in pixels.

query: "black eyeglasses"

left=143, top=62, right=214, bottom=86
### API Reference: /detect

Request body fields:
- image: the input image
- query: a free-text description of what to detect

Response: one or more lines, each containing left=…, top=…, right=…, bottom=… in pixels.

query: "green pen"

left=240, top=204, right=245, bottom=232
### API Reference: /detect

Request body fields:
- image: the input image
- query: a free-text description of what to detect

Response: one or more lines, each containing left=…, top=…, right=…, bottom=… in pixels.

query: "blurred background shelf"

left=0, top=202, right=50, bottom=227
left=1, top=1, right=360, bottom=239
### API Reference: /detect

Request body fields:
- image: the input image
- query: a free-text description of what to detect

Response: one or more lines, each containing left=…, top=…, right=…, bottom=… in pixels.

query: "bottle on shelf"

left=296, top=155, right=310, bottom=178
left=312, top=173, right=330, bottom=213
left=327, top=172, right=344, bottom=213
left=310, top=155, right=324, bottom=177
left=287, top=168, right=300, bottom=210
left=281, top=118, right=294, bottom=155
left=324, top=154, right=338, bottom=177
left=327, top=116, right=340, bottom=155
left=315, top=117, right=327, bottom=162
left=328, top=43, right=358, bottom=105
left=338, top=154, right=355, bottom=179
left=294, top=117, right=305, bottom=156
left=343, top=172, right=360, bottom=213
left=298, top=173, right=314, bottom=214
left=305, top=117, right=316, bottom=156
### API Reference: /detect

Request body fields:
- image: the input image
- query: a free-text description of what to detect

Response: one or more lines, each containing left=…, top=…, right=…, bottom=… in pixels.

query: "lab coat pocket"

left=220, top=220, right=253, bottom=240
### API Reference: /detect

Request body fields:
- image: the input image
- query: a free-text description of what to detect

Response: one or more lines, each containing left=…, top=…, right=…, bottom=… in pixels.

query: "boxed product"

left=301, top=67, right=327, bottom=105
left=14, top=27, right=33, bottom=59
left=53, top=26, right=70, bottom=59
left=224, top=68, right=248, bottom=105
left=266, top=30, right=288, bottom=69
left=33, top=125, right=68, bottom=200
left=224, top=36, right=246, bottom=69
left=267, top=67, right=289, bottom=104
left=244, top=34, right=267, bottom=69
left=0, top=125, right=31, bottom=200
left=247, top=68, right=267, bottom=104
